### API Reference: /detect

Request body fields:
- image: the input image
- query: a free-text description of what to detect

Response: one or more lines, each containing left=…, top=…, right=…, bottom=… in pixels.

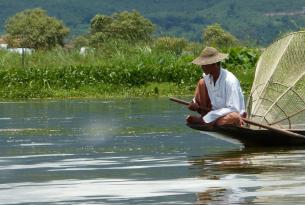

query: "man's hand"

left=242, top=112, right=247, bottom=118
left=187, top=102, right=200, bottom=112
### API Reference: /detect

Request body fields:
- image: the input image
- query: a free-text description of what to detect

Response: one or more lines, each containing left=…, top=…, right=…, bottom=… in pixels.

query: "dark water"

left=0, top=98, right=305, bottom=204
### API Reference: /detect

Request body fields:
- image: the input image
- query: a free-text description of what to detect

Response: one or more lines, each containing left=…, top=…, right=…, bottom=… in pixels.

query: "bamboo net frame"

left=248, top=31, right=305, bottom=129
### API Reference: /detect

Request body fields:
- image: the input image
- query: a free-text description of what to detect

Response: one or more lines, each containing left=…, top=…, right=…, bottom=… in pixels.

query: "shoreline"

left=0, top=82, right=196, bottom=100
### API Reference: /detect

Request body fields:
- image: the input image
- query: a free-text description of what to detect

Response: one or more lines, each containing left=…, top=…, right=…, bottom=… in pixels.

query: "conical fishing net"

left=248, top=31, right=305, bottom=130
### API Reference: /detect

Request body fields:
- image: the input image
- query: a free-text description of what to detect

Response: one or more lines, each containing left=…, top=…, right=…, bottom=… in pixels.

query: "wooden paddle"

left=169, top=97, right=210, bottom=112
left=169, top=97, right=305, bottom=139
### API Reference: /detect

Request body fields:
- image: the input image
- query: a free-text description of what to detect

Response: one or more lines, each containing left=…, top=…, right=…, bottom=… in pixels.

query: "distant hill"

left=1, top=0, right=305, bottom=45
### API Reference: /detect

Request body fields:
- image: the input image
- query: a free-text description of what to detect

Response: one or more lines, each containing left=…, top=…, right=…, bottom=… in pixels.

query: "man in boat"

left=186, top=46, right=246, bottom=126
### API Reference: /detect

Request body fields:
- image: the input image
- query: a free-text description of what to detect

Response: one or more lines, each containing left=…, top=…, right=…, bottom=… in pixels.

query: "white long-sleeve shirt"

left=203, top=68, right=245, bottom=123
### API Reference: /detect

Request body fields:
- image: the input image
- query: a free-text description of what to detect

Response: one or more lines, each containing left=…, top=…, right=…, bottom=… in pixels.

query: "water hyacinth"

left=0, top=41, right=259, bottom=99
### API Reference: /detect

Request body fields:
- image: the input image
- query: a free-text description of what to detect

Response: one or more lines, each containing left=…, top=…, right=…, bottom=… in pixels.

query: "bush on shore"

left=0, top=40, right=260, bottom=99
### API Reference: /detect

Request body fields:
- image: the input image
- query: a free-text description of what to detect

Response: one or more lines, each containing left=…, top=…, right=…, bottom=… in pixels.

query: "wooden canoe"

left=187, top=123, right=305, bottom=147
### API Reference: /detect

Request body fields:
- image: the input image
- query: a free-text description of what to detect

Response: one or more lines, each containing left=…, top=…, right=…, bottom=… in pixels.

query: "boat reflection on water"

left=189, top=147, right=305, bottom=205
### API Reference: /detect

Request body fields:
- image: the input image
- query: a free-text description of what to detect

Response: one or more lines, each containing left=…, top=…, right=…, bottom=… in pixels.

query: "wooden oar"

left=169, top=97, right=305, bottom=139
left=169, top=97, right=210, bottom=112
left=241, top=118, right=305, bottom=139
left=169, top=97, right=190, bottom=106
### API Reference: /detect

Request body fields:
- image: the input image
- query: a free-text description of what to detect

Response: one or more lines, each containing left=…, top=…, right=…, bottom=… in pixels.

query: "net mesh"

left=248, top=31, right=305, bottom=130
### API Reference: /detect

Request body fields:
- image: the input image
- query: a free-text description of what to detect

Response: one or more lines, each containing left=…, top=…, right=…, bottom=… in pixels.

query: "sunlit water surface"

left=0, top=98, right=305, bottom=204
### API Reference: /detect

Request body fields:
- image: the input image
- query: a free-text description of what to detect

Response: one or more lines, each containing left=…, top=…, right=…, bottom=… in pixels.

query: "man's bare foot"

left=186, top=115, right=204, bottom=124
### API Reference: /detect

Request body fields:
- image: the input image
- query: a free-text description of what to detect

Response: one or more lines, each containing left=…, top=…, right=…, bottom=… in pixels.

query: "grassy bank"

left=0, top=42, right=260, bottom=99
left=0, top=82, right=195, bottom=99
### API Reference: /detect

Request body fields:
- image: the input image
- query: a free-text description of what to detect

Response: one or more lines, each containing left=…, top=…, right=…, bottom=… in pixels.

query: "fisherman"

left=186, top=46, right=246, bottom=126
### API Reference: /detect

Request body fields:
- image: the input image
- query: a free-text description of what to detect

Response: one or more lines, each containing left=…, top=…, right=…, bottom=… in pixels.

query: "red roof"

left=0, top=38, right=6, bottom=44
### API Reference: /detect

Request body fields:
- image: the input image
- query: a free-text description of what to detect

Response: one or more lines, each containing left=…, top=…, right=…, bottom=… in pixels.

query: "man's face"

left=201, top=63, right=217, bottom=75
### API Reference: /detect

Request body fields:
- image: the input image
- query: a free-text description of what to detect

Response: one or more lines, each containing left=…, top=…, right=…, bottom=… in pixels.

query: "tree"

left=71, top=35, right=89, bottom=48
left=5, top=8, right=69, bottom=50
left=90, top=10, right=155, bottom=44
left=202, top=23, right=239, bottom=49
left=90, top=15, right=113, bottom=34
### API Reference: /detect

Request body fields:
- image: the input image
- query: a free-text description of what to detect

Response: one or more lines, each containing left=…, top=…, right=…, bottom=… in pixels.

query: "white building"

left=8, top=48, right=34, bottom=55
left=0, top=38, right=34, bottom=54
left=0, top=43, right=8, bottom=49
left=0, top=38, right=7, bottom=49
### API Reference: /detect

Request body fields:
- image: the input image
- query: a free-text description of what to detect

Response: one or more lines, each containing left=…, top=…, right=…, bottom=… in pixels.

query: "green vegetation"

left=154, top=37, right=189, bottom=55
left=203, top=23, right=239, bottom=49
left=0, top=40, right=260, bottom=99
left=5, top=8, right=69, bottom=49
left=0, top=7, right=262, bottom=99
left=1, top=0, right=305, bottom=45
left=90, top=11, right=155, bottom=44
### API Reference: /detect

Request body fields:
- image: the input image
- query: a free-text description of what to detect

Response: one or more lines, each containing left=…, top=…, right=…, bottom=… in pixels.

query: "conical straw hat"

left=192, top=47, right=228, bottom=65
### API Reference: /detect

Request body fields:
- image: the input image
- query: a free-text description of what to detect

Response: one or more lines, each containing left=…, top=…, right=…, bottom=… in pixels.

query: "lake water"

left=0, top=98, right=305, bottom=204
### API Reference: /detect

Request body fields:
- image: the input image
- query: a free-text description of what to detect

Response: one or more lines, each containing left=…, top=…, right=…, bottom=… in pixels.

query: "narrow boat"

left=187, top=123, right=305, bottom=147
left=172, top=31, right=305, bottom=147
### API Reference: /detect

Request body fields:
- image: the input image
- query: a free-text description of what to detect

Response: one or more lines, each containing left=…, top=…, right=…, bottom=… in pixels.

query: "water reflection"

left=0, top=98, right=305, bottom=204
left=190, top=147, right=305, bottom=205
